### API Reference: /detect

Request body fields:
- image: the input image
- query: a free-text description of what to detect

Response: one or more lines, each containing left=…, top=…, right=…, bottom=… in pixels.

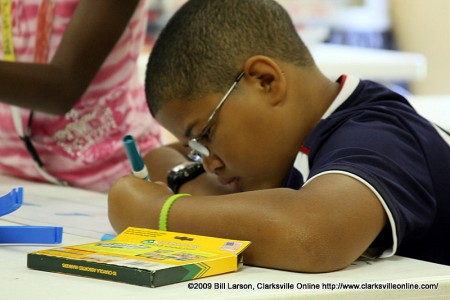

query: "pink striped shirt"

left=0, top=0, right=161, bottom=191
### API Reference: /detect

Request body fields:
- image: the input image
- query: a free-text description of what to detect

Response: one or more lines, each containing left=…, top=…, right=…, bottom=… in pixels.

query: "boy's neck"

left=288, top=66, right=340, bottom=147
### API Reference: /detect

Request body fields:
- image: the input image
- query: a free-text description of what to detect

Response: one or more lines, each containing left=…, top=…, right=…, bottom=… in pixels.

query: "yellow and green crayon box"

left=27, top=227, right=251, bottom=287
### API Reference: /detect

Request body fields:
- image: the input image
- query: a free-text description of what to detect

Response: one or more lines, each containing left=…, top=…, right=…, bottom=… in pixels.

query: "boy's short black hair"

left=145, top=0, right=314, bottom=116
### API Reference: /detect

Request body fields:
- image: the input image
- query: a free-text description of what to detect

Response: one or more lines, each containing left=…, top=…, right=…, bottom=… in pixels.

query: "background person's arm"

left=0, top=0, right=140, bottom=114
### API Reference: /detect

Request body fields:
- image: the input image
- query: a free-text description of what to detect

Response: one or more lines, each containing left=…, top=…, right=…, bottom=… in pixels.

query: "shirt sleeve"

left=305, top=111, right=437, bottom=258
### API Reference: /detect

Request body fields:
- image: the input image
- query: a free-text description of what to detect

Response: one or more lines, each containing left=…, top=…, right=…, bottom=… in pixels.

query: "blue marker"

left=123, top=135, right=151, bottom=181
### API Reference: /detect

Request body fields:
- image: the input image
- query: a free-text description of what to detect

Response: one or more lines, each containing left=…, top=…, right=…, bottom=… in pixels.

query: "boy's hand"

left=108, top=175, right=174, bottom=233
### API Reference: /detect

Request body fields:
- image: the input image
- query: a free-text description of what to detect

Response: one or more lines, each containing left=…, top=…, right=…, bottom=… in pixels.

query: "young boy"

left=108, top=0, right=450, bottom=272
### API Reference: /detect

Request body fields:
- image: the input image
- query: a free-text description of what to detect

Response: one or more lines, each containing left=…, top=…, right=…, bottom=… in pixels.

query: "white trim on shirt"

left=295, top=75, right=397, bottom=258
left=304, top=170, right=397, bottom=258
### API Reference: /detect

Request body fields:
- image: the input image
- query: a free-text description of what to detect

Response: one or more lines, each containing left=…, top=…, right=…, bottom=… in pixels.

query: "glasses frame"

left=188, top=72, right=245, bottom=161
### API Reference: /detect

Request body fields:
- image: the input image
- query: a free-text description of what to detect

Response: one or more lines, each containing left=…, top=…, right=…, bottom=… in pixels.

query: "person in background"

left=108, top=0, right=450, bottom=272
left=0, top=0, right=161, bottom=192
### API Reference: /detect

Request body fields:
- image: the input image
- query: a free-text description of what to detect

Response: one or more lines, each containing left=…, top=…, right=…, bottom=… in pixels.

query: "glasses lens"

left=187, top=150, right=202, bottom=162
left=188, top=139, right=210, bottom=157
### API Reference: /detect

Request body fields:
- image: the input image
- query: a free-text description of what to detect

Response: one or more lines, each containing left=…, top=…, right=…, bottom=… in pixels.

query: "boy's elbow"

left=262, top=227, right=360, bottom=273
left=293, top=248, right=356, bottom=273
left=297, top=234, right=362, bottom=272
left=273, top=249, right=356, bottom=274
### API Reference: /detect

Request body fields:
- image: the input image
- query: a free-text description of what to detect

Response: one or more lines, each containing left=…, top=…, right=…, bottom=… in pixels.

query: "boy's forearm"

left=108, top=176, right=168, bottom=232
left=108, top=174, right=386, bottom=273
left=109, top=184, right=357, bottom=273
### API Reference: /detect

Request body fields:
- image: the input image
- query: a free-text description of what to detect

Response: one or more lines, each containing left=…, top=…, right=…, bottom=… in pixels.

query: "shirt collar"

left=321, top=75, right=360, bottom=119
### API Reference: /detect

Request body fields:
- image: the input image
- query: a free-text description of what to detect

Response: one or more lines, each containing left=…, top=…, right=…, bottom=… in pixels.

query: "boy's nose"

left=201, top=153, right=224, bottom=175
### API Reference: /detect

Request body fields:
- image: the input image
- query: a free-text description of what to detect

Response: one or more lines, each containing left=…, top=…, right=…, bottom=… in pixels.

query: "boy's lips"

left=219, top=176, right=236, bottom=185
left=219, top=177, right=241, bottom=190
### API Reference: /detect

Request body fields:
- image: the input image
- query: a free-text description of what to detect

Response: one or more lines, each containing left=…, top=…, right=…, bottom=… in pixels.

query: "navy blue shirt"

left=283, top=76, right=450, bottom=265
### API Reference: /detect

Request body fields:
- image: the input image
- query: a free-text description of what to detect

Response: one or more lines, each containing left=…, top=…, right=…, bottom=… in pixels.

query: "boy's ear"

left=243, top=55, right=287, bottom=105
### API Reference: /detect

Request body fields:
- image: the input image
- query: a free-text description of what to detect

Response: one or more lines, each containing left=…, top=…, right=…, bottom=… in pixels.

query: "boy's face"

left=156, top=76, right=298, bottom=193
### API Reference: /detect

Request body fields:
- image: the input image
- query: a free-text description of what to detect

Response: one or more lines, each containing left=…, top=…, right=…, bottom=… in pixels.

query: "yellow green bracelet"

left=158, top=194, right=191, bottom=231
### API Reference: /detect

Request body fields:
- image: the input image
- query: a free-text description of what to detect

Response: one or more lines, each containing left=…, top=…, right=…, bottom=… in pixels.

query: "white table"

left=1, top=175, right=450, bottom=299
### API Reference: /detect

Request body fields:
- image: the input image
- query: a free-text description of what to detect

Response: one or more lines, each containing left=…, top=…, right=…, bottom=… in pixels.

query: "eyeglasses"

left=188, top=72, right=245, bottom=161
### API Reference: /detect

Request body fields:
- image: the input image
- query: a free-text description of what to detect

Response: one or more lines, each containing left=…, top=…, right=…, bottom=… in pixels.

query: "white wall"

left=390, top=0, right=450, bottom=95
